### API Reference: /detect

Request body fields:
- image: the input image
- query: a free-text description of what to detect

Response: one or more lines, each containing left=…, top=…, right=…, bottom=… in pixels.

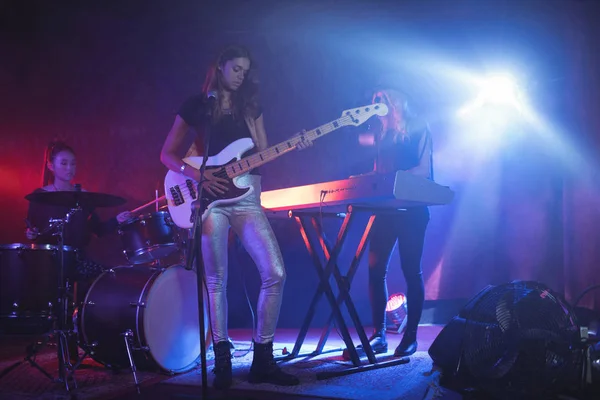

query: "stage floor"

left=0, top=325, right=457, bottom=400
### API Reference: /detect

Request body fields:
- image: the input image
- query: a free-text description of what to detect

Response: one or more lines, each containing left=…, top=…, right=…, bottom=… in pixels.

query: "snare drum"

left=118, top=211, right=179, bottom=264
left=0, top=243, right=77, bottom=318
left=78, top=264, right=207, bottom=374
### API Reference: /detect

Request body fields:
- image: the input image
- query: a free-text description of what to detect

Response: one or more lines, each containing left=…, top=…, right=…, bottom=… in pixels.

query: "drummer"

left=25, top=140, right=133, bottom=279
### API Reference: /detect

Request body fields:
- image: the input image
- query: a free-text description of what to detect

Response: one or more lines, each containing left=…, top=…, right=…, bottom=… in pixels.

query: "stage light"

left=457, top=73, right=524, bottom=118
left=386, top=292, right=407, bottom=334
left=479, top=74, right=520, bottom=106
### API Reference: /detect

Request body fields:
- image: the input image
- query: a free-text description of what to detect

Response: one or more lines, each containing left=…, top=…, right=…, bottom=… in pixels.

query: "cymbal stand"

left=49, top=207, right=84, bottom=390
left=0, top=207, right=84, bottom=392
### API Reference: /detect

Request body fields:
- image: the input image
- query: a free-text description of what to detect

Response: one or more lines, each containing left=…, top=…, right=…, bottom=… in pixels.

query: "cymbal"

left=25, top=191, right=127, bottom=208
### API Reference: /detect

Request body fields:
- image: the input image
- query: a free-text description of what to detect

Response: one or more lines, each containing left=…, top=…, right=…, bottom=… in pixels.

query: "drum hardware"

left=68, top=308, right=97, bottom=373
left=67, top=342, right=96, bottom=377
left=0, top=206, right=87, bottom=392
left=122, top=329, right=141, bottom=394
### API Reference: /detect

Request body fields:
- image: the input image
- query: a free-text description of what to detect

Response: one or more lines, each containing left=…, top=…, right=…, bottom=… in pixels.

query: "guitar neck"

left=225, top=116, right=348, bottom=178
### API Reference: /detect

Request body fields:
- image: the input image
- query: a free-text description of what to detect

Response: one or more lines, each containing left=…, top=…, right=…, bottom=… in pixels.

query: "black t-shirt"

left=26, top=188, right=118, bottom=249
left=177, top=94, right=262, bottom=175
left=375, top=117, right=433, bottom=180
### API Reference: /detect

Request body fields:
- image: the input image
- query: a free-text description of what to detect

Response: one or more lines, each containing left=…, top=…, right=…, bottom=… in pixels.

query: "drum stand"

left=0, top=207, right=92, bottom=392
left=121, top=329, right=141, bottom=394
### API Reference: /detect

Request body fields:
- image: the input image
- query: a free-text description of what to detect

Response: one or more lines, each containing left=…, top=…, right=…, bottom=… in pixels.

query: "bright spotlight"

left=479, top=74, right=520, bottom=106
left=457, top=73, right=524, bottom=117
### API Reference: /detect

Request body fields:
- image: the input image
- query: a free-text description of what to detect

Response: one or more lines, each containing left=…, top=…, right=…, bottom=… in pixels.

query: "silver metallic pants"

left=201, top=174, right=286, bottom=344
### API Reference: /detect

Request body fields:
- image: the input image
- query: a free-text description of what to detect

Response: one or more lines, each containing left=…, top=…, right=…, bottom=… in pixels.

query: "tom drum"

left=118, top=211, right=180, bottom=265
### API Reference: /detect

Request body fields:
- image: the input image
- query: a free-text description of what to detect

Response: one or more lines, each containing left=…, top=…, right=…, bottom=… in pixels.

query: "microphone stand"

left=185, top=110, right=213, bottom=399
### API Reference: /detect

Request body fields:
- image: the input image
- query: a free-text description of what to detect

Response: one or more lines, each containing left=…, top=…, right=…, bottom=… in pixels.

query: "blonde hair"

left=372, top=88, right=411, bottom=142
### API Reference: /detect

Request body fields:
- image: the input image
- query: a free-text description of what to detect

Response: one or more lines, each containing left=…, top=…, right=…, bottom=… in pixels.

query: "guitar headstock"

left=340, top=103, right=389, bottom=127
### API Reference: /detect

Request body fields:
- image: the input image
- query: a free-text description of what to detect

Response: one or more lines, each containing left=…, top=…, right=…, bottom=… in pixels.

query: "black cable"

left=574, top=284, right=600, bottom=307
left=231, top=235, right=256, bottom=358
left=229, top=235, right=288, bottom=357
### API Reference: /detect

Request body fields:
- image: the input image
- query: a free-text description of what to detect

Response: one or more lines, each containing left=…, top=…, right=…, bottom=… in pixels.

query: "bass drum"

left=78, top=264, right=208, bottom=374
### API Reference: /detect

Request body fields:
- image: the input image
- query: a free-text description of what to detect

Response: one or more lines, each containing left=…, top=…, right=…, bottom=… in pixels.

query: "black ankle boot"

left=342, top=331, right=388, bottom=360
left=213, top=341, right=232, bottom=389
left=394, top=329, right=418, bottom=356
left=248, top=341, right=299, bottom=386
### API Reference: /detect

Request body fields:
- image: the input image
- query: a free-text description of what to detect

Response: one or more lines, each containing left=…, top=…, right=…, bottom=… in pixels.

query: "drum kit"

left=0, top=190, right=209, bottom=393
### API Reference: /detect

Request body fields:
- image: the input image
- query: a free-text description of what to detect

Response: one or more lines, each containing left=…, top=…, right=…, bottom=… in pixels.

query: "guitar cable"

left=233, top=232, right=296, bottom=357
left=231, top=234, right=257, bottom=358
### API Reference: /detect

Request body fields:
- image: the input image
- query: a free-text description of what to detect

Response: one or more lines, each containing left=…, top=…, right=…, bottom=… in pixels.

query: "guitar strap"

left=244, top=115, right=262, bottom=149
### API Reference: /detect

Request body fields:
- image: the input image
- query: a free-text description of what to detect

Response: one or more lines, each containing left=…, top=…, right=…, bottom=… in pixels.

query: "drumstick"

left=131, top=195, right=166, bottom=214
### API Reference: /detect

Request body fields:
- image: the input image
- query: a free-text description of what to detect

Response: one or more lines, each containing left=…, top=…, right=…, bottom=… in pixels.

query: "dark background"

left=1, top=0, right=599, bottom=331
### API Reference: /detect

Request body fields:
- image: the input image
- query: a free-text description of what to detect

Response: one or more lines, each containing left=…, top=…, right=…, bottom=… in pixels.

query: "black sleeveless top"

left=375, top=117, right=434, bottom=181
left=177, top=94, right=262, bottom=175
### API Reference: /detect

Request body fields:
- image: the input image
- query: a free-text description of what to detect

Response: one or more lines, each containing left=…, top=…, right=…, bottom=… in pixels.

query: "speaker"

left=428, top=281, right=584, bottom=399
left=428, top=285, right=493, bottom=372
left=428, top=316, right=466, bottom=372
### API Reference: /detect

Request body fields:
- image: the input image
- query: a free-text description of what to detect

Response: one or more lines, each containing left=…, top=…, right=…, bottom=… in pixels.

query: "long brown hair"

left=41, top=140, right=75, bottom=186
left=201, top=45, right=260, bottom=122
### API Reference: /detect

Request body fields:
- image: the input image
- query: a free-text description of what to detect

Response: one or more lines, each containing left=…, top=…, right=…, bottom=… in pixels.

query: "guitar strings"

left=220, top=114, right=357, bottom=177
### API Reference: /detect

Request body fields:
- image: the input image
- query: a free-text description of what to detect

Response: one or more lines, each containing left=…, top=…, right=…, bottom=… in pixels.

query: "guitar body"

left=164, top=138, right=255, bottom=229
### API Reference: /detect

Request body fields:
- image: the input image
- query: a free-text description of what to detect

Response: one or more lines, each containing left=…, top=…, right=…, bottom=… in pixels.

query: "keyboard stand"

left=273, top=205, right=410, bottom=379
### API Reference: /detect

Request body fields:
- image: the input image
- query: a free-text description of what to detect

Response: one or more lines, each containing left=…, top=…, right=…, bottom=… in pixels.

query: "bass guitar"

left=164, top=103, right=388, bottom=228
